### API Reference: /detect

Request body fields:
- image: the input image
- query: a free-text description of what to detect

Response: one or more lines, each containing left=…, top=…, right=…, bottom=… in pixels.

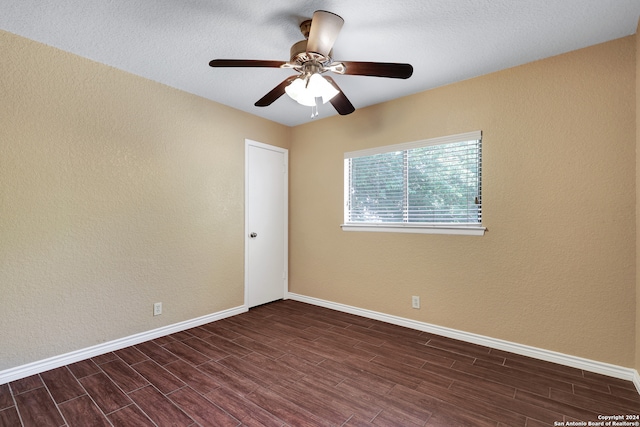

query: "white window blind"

left=343, top=131, right=484, bottom=235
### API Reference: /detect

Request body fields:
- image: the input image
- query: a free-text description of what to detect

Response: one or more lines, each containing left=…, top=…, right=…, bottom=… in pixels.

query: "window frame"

left=341, top=131, right=485, bottom=236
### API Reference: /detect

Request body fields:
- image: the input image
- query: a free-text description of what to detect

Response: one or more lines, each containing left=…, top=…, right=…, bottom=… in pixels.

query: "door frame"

left=244, top=139, right=288, bottom=308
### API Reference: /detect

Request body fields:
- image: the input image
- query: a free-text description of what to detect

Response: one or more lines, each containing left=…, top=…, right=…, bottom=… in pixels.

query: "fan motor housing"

left=290, top=40, right=332, bottom=65
left=290, top=40, right=308, bottom=63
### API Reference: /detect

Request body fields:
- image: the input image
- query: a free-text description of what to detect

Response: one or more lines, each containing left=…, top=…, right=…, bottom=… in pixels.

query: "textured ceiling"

left=2, top=0, right=639, bottom=126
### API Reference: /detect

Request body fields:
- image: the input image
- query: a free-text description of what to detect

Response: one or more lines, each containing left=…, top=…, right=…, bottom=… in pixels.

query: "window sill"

left=340, top=223, right=486, bottom=236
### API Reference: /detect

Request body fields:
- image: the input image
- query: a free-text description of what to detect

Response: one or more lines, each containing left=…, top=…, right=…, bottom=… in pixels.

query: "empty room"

left=1, top=1, right=640, bottom=426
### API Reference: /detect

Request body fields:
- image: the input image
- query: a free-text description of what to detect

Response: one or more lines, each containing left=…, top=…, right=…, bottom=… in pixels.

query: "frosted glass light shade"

left=285, top=77, right=316, bottom=106
left=308, top=73, right=339, bottom=103
left=285, top=74, right=339, bottom=106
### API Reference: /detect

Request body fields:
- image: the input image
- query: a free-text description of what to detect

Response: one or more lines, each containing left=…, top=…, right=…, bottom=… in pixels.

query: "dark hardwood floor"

left=1, top=299, right=639, bottom=426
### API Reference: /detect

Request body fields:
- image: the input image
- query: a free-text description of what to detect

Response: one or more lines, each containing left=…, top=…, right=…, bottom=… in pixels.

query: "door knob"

left=250, top=232, right=257, bottom=238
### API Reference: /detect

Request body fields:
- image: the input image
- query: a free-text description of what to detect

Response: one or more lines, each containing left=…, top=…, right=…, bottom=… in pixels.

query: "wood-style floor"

left=1, top=300, right=639, bottom=427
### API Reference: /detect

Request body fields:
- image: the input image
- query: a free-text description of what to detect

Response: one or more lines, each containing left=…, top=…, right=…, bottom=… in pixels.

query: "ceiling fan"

left=209, top=10, right=413, bottom=117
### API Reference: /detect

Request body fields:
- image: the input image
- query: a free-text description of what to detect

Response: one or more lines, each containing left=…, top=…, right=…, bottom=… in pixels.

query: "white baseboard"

left=0, top=305, right=247, bottom=385
left=287, top=292, right=640, bottom=393
left=4, top=296, right=639, bottom=396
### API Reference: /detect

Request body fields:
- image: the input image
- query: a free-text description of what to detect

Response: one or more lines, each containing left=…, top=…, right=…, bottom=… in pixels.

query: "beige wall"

left=0, top=30, right=290, bottom=370
left=1, top=28, right=637, bottom=374
left=290, top=36, right=636, bottom=367
left=636, top=21, right=640, bottom=373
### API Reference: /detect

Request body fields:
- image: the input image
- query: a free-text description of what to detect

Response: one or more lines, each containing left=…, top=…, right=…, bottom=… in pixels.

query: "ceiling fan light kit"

left=209, top=10, right=413, bottom=117
left=285, top=73, right=339, bottom=107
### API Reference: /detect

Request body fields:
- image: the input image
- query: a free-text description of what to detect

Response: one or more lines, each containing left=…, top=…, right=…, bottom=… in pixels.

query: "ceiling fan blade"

left=339, top=61, right=413, bottom=79
left=209, top=59, right=286, bottom=68
left=306, top=10, right=344, bottom=58
left=255, top=76, right=298, bottom=107
left=324, top=76, right=355, bottom=115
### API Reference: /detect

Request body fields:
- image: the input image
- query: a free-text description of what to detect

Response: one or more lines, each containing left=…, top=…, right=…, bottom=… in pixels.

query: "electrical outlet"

left=153, top=302, right=162, bottom=316
left=412, top=296, right=420, bottom=309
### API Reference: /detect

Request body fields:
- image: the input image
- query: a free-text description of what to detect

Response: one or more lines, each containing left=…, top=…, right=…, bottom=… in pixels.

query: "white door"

left=245, top=140, right=288, bottom=308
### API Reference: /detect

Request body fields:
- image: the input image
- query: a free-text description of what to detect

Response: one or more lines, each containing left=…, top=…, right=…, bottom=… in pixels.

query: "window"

left=342, top=131, right=484, bottom=235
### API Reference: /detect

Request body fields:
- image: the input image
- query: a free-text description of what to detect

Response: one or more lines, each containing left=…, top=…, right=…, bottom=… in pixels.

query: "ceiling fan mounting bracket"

left=299, top=19, right=312, bottom=39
